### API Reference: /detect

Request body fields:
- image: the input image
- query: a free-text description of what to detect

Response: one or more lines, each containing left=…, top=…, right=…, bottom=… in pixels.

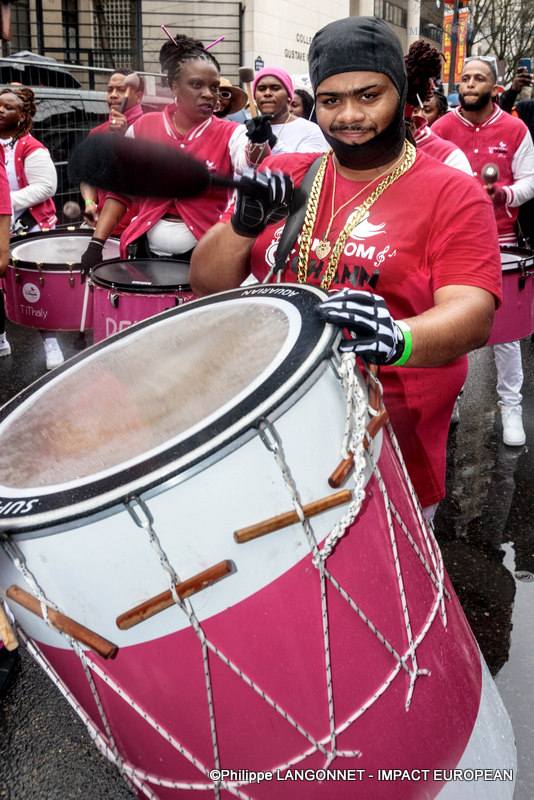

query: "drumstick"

left=238, top=66, right=257, bottom=117
left=6, top=585, right=118, bottom=660
left=74, top=278, right=90, bottom=350
left=234, top=489, right=352, bottom=544
left=118, top=73, right=140, bottom=114
left=0, top=602, right=18, bottom=651
left=329, top=408, right=389, bottom=489
left=116, top=560, right=233, bottom=630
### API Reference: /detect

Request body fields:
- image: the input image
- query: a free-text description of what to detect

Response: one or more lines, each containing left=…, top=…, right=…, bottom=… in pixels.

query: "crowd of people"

left=1, top=18, right=534, bottom=696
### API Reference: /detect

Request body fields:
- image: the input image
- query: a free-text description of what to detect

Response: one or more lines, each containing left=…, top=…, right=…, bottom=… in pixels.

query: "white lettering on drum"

left=20, top=304, right=47, bottom=320
left=0, top=498, right=40, bottom=515
left=106, top=318, right=133, bottom=338
left=242, top=287, right=299, bottom=298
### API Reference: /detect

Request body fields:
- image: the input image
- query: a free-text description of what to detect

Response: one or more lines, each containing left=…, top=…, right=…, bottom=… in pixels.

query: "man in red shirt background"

left=433, top=56, right=534, bottom=446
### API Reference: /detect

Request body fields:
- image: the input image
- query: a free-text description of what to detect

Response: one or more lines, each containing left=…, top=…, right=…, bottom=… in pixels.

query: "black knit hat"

left=309, top=16, right=407, bottom=103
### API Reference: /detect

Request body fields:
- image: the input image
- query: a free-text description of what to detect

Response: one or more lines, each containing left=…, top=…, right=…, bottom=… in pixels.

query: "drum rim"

left=500, top=245, right=534, bottom=269
left=90, top=257, right=192, bottom=293
left=0, top=284, right=339, bottom=532
left=10, top=231, right=120, bottom=271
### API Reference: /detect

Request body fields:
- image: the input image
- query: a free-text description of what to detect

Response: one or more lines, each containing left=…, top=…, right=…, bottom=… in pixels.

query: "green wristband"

left=390, top=320, right=412, bottom=366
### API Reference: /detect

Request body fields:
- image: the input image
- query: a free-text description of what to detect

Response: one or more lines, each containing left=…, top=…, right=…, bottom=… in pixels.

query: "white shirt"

left=270, top=117, right=328, bottom=155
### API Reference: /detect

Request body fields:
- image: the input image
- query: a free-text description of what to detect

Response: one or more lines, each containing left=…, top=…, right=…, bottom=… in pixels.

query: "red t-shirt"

left=223, top=149, right=502, bottom=507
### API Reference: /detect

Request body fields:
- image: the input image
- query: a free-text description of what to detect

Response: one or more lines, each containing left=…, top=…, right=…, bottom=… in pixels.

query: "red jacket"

left=12, top=134, right=57, bottom=229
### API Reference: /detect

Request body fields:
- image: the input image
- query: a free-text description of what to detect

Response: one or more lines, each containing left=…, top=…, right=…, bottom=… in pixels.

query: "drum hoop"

left=500, top=246, right=534, bottom=270
left=0, top=284, right=339, bottom=533
left=10, top=231, right=120, bottom=271
left=90, top=258, right=191, bottom=293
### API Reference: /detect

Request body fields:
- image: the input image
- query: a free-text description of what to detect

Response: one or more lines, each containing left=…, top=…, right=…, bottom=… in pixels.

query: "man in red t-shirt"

left=80, top=69, right=144, bottom=233
left=190, top=17, right=502, bottom=519
left=433, top=56, right=534, bottom=447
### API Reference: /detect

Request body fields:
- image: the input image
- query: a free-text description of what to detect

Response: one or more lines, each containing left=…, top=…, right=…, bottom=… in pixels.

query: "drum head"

left=91, top=259, right=191, bottom=292
left=0, top=284, right=336, bottom=529
left=10, top=231, right=120, bottom=269
left=500, top=246, right=534, bottom=271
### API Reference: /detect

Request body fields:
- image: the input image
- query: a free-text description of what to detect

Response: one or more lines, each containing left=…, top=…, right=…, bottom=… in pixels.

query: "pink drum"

left=4, top=230, right=120, bottom=331
left=0, top=286, right=515, bottom=799
left=486, top=247, right=534, bottom=345
left=90, top=258, right=196, bottom=342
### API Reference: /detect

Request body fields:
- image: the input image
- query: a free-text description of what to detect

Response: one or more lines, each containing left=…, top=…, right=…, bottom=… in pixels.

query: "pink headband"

left=253, top=67, right=294, bottom=100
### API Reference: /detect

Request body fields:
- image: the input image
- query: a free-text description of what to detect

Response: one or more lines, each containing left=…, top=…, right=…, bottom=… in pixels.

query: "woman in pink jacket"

left=0, top=87, right=61, bottom=369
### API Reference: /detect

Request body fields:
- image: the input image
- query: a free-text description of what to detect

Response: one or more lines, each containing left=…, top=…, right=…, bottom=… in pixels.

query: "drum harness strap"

left=262, top=155, right=324, bottom=284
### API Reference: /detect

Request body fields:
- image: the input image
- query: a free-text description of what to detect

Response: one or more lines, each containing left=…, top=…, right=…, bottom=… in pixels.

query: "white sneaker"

left=43, top=337, right=64, bottom=370
left=501, top=405, right=526, bottom=447
left=0, top=332, right=10, bottom=357
left=450, top=396, right=460, bottom=425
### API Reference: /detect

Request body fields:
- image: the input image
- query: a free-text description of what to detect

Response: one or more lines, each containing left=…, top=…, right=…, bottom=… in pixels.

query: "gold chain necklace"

left=315, top=146, right=409, bottom=260
left=297, top=140, right=416, bottom=290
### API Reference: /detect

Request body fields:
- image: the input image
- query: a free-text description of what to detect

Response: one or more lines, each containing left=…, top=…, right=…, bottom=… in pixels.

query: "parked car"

left=0, top=52, right=171, bottom=223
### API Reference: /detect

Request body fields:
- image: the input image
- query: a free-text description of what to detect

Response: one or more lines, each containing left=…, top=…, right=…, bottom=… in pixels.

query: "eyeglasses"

left=219, top=90, right=233, bottom=99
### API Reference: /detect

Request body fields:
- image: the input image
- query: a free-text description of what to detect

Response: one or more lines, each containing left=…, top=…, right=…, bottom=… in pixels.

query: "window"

left=62, top=0, right=79, bottom=63
left=374, top=0, right=408, bottom=29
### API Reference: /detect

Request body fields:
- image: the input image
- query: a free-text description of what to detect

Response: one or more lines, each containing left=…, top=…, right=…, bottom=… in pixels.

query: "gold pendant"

left=315, top=239, right=331, bottom=259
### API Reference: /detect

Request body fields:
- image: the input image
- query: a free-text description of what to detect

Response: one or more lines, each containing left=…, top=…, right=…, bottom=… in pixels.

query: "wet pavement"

left=1, top=319, right=534, bottom=799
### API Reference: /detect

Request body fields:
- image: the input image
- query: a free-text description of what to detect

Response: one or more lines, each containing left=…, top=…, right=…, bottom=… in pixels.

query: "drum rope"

left=371, top=461, right=430, bottom=709
left=313, top=354, right=368, bottom=564
left=258, top=420, right=321, bottom=557
left=384, top=419, right=448, bottom=626
left=126, top=496, right=224, bottom=800
left=388, top=500, right=450, bottom=605
left=0, top=536, right=130, bottom=786
left=1, top=535, right=59, bottom=629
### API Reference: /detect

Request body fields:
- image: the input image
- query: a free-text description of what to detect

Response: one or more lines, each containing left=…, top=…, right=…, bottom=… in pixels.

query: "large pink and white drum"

left=0, top=285, right=515, bottom=799
left=486, top=247, right=534, bottom=345
left=4, top=230, right=120, bottom=331
left=90, top=258, right=195, bottom=342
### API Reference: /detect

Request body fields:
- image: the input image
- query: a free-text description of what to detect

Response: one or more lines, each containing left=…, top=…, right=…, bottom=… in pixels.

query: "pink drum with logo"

left=4, top=230, right=120, bottom=331
left=90, top=258, right=195, bottom=342
left=486, top=247, right=534, bottom=345
left=0, top=286, right=515, bottom=800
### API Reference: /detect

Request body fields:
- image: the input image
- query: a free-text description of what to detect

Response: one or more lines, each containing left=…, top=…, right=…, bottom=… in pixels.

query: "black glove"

left=317, top=288, right=406, bottom=365
left=231, top=167, right=294, bottom=237
left=245, top=114, right=277, bottom=147
left=80, top=237, right=105, bottom=283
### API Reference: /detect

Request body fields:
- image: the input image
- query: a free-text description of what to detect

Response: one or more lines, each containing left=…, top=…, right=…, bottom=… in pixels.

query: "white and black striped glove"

left=231, top=167, right=294, bottom=237
left=317, top=288, right=405, bottom=365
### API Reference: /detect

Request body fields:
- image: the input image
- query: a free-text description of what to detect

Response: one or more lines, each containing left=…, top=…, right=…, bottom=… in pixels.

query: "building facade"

left=5, top=0, right=445, bottom=89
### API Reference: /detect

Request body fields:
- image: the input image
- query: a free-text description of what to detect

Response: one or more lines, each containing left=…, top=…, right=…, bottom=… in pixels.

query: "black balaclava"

left=309, top=16, right=408, bottom=169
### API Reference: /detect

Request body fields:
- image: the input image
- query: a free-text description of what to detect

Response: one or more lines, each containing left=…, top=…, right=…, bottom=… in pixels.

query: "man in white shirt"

left=253, top=66, right=328, bottom=154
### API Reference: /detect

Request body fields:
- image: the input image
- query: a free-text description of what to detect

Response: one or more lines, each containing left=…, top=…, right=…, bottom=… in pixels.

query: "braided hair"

left=0, top=86, right=35, bottom=146
left=404, top=41, right=445, bottom=107
left=159, top=33, right=220, bottom=89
